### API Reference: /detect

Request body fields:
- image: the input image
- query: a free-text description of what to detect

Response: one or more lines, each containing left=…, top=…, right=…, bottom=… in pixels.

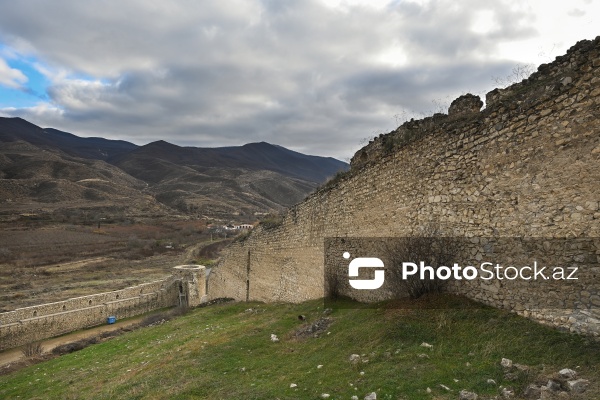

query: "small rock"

left=466, top=362, right=471, bottom=367
left=546, top=380, right=561, bottom=392
left=321, top=394, right=330, bottom=399
left=349, top=354, right=361, bottom=364
left=459, top=390, right=478, bottom=400
left=504, top=372, right=519, bottom=381
left=298, top=314, right=306, bottom=321
left=426, top=387, right=432, bottom=393
left=514, top=363, right=529, bottom=372
left=418, top=353, right=429, bottom=359
left=559, top=368, right=577, bottom=379
left=486, top=379, right=497, bottom=385
left=351, top=396, right=359, bottom=400
left=440, top=384, right=451, bottom=391
left=270, top=334, right=279, bottom=342
left=500, top=358, right=513, bottom=368
left=501, top=387, right=514, bottom=398
left=523, top=384, right=541, bottom=398
left=539, top=386, right=552, bottom=399
left=567, top=379, right=589, bottom=393
left=561, top=76, right=573, bottom=85
left=290, top=383, right=297, bottom=388
left=240, top=367, right=246, bottom=372
left=317, top=364, right=323, bottom=369
left=364, top=392, right=377, bottom=400
left=421, top=342, right=433, bottom=349
left=360, top=371, right=365, bottom=376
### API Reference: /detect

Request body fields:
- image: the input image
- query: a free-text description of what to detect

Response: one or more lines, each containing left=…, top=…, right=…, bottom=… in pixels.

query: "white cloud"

left=1, top=102, right=63, bottom=121
left=0, top=57, right=27, bottom=89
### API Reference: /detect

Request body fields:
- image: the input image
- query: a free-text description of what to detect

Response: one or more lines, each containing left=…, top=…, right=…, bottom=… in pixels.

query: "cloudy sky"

left=0, top=0, right=598, bottom=160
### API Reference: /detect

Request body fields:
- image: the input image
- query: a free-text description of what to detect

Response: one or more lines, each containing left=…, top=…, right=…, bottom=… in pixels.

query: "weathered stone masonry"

left=0, top=265, right=206, bottom=351
left=209, top=37, right=600, bottom=336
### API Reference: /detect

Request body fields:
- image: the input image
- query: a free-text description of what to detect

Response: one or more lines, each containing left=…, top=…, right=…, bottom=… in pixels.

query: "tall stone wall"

left=0, top=265, right=207, bottom=351
left=208, top=37, right=600, bottom=335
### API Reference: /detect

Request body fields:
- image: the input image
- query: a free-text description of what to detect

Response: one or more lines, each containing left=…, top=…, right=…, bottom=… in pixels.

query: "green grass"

left=1, top=295, right=599, bottom=399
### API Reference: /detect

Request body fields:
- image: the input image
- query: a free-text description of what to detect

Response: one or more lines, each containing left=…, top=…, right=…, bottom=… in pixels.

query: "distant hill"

left=108, top=140, right=346, bottom=184
left=0, top=117, right=137, bottom=161
left=0, top=140, right=167, bottom=218
left=0, top=117, right=348, bottom=219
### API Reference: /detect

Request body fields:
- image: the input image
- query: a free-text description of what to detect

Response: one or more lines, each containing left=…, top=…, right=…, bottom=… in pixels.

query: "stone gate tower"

left=173, top=265, right=207, bottom=307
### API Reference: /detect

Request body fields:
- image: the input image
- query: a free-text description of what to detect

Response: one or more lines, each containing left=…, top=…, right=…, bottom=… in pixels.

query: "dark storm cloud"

left=0, top=0, right=593, bottom=158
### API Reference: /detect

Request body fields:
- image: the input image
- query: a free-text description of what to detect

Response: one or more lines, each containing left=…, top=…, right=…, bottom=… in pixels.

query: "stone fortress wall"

left=0, top=265, right=206, bottom=351
left=208, top=37, right=600, bottom=336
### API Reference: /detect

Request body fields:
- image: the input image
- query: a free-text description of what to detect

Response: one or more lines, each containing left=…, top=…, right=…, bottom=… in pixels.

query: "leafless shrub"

left=259, top=213, right=284, bottom=230
left=51, top=337, right=98, bottom=355
left=383, top=224, right=461, bottom=299
left=21, top=342, right=43, bottom=358
left=492, top=63, right=536, bottom=88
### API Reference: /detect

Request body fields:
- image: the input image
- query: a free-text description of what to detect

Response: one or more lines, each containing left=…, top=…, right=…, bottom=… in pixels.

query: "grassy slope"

left=1, top=296, right=598, bottom=400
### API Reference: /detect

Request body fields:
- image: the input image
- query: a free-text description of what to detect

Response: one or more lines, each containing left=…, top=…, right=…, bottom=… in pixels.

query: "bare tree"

left=22, top=341, right=43, bottom=358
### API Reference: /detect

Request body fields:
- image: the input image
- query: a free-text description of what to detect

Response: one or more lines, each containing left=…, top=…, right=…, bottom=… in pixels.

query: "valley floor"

left=0, top=219, right=222, bottom=312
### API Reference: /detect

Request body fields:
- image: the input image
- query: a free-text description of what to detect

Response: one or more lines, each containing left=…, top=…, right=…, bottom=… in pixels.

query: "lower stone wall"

left=0, top=277, right=179, bottom=351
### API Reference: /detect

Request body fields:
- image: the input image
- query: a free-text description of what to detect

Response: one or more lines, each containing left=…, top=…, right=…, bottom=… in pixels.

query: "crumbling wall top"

left=447, top=93, right=483, bottom=116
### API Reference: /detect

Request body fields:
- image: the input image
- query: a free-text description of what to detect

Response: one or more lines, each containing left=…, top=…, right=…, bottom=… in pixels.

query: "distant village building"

left=236, top=224, right=254, bottom=230
left=220, top=224, right=253, bottom=231
left=208, top=223, right=254, bottom=233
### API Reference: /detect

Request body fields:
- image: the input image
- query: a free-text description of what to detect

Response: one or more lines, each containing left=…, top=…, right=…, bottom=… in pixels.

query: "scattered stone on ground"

left=501, top=386, right=514, bottom=398
left=294, top=317, right=333, bottom=339
left=567, top=379, right=590, bottom=393
left=501, top=358, right=513, bottom=368
left=459, top=389, right=478, bottom=400
left=349, top=354, right=361, bottom=365
left=559, top=368, right=577, bottom=379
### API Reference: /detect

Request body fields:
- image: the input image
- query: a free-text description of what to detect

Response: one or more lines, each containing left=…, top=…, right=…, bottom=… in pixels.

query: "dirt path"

left=0, top=316, right=144, bottom=367
left=181, top=241, right=205, bottom=263
left=44, top=256, right=112, bottom=272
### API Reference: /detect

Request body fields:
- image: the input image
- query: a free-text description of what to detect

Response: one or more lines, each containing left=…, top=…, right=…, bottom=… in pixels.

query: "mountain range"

left=0, top=117, right=348, bottom=220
